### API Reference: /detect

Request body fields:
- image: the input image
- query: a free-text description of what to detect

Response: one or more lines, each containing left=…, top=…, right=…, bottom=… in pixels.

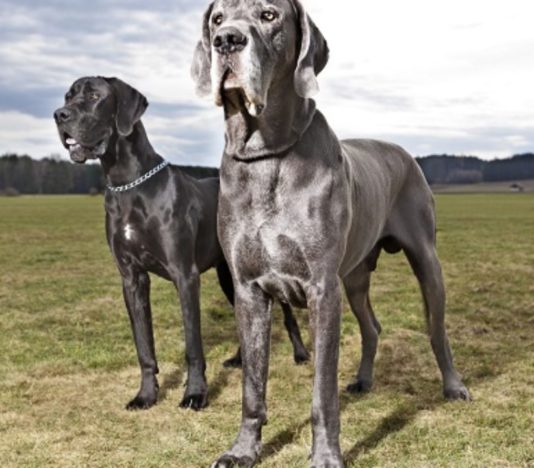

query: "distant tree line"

left=0, top=154, right=219, bottom=195
left=415, top=153, right=534, bottom=185
left=1, top=152, right=533, bottom=195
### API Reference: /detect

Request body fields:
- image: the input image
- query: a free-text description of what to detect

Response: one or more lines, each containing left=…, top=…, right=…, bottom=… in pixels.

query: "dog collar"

left=106, top=160, right=170, bottom=193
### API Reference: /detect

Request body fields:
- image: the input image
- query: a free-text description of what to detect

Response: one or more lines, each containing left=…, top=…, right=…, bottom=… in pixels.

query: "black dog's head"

left=54, top=77, right=148, bottom=163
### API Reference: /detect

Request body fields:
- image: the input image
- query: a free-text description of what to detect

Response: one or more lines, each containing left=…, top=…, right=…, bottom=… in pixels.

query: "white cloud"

left=305, top=0, right=534, bottom=157
left=1, top=0, right=533, bottom=163
left=0, top=111, right=62, bottom=158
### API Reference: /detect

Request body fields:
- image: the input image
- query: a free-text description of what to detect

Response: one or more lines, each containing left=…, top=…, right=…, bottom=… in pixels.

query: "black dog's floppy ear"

left=292, top=0, right=329, bottom=98
left=191, top=2, right=214, bottom=97
left=104, top=77, right=148, bottom=137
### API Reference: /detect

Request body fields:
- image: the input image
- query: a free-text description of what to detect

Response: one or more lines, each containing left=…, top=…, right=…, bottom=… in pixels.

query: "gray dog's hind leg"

left=122, top=272, right=160, bottom=410
left=212, top=287, right=272, bottom=467
left=391, top=188, right=470, bottom=400
left=403, top=244, right=471, bottom=400
left=343, top=265, right=380, bottom=394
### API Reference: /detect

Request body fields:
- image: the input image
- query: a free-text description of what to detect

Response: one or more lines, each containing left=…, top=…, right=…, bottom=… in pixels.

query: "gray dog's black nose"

left=213, top=27, right=248, bottom=54
left=54, top=107, right=73, bottom=123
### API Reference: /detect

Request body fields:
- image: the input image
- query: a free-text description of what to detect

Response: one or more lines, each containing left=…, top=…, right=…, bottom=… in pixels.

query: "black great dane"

left=192, top=0, right=470, bottom=466
left=53, top=77, right=309, bottom=411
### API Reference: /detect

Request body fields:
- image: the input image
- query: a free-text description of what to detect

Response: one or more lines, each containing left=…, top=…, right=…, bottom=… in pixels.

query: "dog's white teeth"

left=66, top=138, right=77, bottom=145
left=246, top=102, right=265, bottom=117
left=69, top=143, right=81, bottom=151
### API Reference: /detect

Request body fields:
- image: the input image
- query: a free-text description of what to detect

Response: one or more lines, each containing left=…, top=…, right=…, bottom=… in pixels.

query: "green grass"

left=0, top=194, right=533, bottom=467
left=432, top=178, right=534, bottom=193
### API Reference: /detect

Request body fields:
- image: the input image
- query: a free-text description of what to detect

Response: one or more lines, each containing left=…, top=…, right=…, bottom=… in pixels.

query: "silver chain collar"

left=106, top=160, right=170, bottom=193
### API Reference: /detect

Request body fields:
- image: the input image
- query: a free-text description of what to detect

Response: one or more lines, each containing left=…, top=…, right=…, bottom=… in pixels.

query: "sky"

left=1, top=0, right=533, bottom=166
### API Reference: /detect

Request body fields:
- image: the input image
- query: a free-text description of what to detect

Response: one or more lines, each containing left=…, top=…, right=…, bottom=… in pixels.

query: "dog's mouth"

left=217, top=68, right=266, bottom=117
left=62, top=131, right=107, bottom=164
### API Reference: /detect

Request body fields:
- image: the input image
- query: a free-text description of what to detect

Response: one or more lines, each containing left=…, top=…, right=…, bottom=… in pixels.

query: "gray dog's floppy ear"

left=104, top=77, right=148, bottom=137
left=191, top=2, right=214, bottom=97
left=292, top=0, right=329, bottom=98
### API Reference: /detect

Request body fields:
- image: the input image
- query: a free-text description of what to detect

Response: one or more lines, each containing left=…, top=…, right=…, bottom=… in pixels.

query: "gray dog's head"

left=191, top=0, right=329, bottom=117
left=54, top=77, right=148, bottom=163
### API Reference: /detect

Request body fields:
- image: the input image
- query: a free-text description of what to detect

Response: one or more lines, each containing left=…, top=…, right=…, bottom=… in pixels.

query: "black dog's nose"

left=54, top=107, right=73, bottom=123
left=213, top=27, right=248, bottom=54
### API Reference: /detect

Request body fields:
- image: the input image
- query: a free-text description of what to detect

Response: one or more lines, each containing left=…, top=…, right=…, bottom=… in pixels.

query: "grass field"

left=431, top=179, right=534, bottom=194
left=1, top=194, right=533, bottom=467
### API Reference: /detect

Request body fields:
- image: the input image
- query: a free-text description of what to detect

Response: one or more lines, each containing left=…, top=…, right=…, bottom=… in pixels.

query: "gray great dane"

left=192, top=0, right=470, bottom=466
left=53, top=76, right=309, bottom=412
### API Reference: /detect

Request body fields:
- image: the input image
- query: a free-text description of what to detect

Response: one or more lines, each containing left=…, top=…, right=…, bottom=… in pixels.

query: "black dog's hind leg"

left=281, top=302, right=310, bottom=364
left=217, top=261, right=309, bottom=367
left=216, top=262, right=243, bottom=368
left=122, top=271, right=159, bottom=410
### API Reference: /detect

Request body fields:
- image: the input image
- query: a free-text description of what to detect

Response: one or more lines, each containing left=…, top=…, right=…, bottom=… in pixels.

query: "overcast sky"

left=1, top=0, right=533, bottom=165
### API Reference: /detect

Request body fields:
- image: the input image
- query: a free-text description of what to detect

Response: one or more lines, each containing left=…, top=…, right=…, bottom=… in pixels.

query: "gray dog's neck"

left=100, top=122, right=163, bottom=187
left=223, top=84, right=316, bottom=161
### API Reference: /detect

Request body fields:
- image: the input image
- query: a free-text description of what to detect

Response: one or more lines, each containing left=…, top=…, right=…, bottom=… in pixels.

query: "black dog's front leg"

left=122, top=271, right=159, bottom=410
left=174, top=268, right=208, bottom=410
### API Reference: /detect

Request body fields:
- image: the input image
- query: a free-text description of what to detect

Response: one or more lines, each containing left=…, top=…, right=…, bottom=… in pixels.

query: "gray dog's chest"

left=220, top=155, right=349, bottom=305
left=234, top=226, right=312, bottom=306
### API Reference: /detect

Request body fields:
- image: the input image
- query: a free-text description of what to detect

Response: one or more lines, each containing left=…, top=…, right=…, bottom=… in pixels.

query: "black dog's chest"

left=106, top=204, right=172, bottom=278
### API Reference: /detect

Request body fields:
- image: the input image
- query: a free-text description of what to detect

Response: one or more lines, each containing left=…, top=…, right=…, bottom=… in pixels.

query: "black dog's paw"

left=294, top=349, right=311, bottom=365
left=346, top=379, right=372, bottom=394
left=125, top=394, right=157, bottom=410
left=444, top=384, right=471, bottom=401
left=223, top=355, right=243, bottom=368
left=211, top=455, right=255, bottom=468
left=180, top=393, right=208, bottom=411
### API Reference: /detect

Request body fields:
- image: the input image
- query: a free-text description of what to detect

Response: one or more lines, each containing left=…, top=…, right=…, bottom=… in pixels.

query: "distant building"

left=509, top=183, right=524, bottom=193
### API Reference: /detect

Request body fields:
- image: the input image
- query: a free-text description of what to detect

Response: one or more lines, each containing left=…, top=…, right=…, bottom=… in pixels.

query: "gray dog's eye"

left=260, top=10, right=277, bottom=22
left=213, top=13, right=223, bottom=25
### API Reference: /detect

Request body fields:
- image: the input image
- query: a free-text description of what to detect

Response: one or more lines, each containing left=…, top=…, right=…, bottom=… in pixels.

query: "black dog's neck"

left=223, top=80, right=316, bottom=161
left=100, top=121, right=164, bottom=187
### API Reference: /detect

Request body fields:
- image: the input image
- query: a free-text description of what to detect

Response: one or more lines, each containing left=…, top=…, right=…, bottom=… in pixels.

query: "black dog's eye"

left=213, top=14, right=223, bottom=25
left=89, top=92, right=100, bottom=101
left=260, top=10, right=277, bottom=22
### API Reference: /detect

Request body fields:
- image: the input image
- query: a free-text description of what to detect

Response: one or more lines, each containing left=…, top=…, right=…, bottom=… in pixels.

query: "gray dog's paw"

left=211, top=455, right=255, bottom=468
left=310, top=454, right=344, bottom=468
left=125, top=394, right=157, bottom=410
left=179, top=392, right=208, bottom=411
left=346, top=379, right=372, bottom=394
left=444, top=384, right=471, bottom=401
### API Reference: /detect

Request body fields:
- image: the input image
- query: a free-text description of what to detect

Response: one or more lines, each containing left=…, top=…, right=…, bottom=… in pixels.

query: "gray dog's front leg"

left=309, top=281, right=344, bottom=468
left=175, top=268, right=208, bottom=410
left=212, top=286, right=272, bottom=468
left=122, top=271, right=159, bottom=410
